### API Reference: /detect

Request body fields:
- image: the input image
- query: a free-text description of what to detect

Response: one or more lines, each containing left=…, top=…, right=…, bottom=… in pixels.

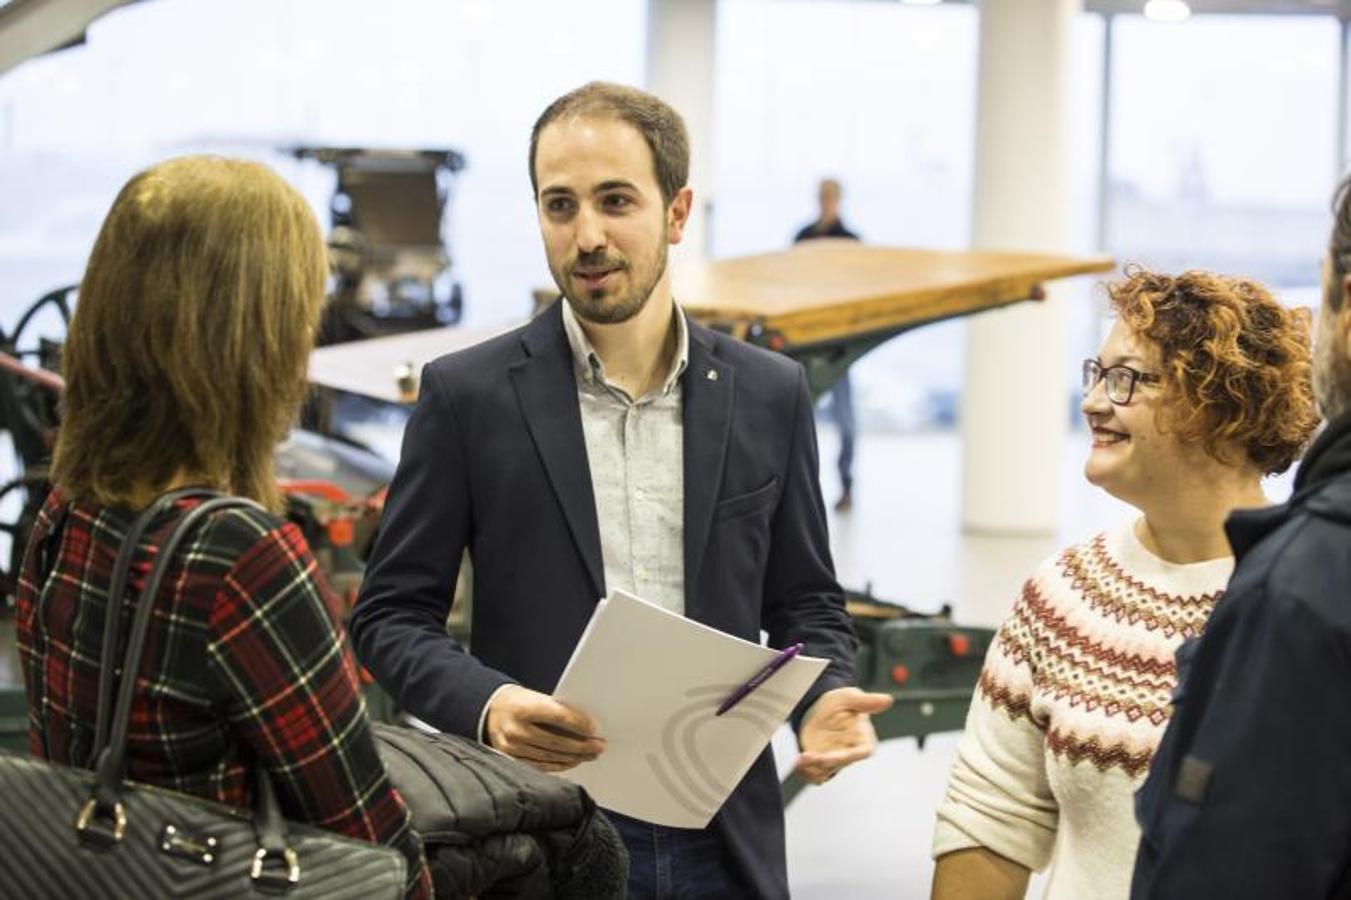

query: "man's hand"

left=794, top=686, right=893, bottom=784
left=485, top=684, right=605, bottom=773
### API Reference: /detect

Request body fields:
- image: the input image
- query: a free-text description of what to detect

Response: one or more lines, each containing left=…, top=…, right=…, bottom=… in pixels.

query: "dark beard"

left=563, top=244, right=668, bottom=326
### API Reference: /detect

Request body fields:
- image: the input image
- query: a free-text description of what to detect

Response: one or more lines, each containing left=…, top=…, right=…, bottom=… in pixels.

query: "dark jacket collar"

left=1226, top=412, right=1351, bottom=559
left=519, top=299, right=569, bottom=359
left=513, top=298, right=734, bottom=609
left=1293, top=411, right=1351, bottom=494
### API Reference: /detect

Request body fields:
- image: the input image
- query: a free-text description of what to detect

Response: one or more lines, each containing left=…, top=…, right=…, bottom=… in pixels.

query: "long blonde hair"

left=51, top=156, right=327, bottom=511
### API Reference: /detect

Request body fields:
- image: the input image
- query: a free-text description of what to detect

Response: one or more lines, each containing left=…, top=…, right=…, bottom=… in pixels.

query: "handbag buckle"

left=74, top=798, right=127, bottom=847
left=160, top=823, right=219, bottom=865
left=251, top=846, right=300, bottom=891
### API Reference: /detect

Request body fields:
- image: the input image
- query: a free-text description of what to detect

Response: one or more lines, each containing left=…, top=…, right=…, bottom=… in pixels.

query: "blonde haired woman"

left=15, top=157, right=432, bottom=898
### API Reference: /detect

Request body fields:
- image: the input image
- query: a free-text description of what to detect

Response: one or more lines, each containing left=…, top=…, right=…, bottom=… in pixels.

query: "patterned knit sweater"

left=932, top=522, right=1231, bottom=900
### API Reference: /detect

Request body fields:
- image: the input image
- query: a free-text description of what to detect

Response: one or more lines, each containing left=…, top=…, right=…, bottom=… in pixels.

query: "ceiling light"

left=1143, top=0, right=1191, bottom=22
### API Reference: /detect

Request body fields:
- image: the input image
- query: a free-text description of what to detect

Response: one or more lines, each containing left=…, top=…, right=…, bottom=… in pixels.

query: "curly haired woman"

left=929, top=266, right=1319, bottom=900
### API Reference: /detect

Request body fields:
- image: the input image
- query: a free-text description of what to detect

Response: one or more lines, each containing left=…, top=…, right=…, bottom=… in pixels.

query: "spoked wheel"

left=0, top=287, right=71, bottom=611
left=10, top=285, right=74, bottom=355
left=0, top=475, right=50, bottom=610
left=0, top=286, right=73, bottom=482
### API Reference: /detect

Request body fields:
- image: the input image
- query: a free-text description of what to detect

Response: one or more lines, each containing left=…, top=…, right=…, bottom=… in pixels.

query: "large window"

left=1105, top=14, right=1340, bottom=296
left=714, top=1, right=1104, bottom=430
left=0, top=0, right=648, bottom=329
left=713, top=0, right=979, bottom=429
left=712, top=0, right=978, bottom=258
left=2, top=1, right=1344, bottom=431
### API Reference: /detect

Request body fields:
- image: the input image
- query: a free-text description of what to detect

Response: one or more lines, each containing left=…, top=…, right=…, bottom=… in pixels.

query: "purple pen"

left=715, top=643, right=805, bottom=716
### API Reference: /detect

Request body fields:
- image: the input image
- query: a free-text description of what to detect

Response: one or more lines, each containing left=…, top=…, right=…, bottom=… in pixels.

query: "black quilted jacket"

left=374, top=724, right=628, bottom=899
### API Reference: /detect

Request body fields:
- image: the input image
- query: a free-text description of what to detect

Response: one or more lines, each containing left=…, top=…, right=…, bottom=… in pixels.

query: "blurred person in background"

left=795, top=177, right=860, bottom=511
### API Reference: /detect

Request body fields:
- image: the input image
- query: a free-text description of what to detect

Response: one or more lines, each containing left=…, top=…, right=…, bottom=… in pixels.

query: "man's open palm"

left=794, top=686, right=893, bottom=784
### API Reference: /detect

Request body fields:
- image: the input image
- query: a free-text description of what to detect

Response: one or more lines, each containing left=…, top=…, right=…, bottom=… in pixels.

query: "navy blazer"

left=352, top=300, right=858, bottom=898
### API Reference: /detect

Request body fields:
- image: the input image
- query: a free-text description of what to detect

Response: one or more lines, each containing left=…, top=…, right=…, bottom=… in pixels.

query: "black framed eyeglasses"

left=1082, top=359, right=1161, bottom=406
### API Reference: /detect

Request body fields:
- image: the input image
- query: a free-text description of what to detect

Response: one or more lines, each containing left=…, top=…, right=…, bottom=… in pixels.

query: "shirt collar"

left=560, top=299, right=690, bottom=398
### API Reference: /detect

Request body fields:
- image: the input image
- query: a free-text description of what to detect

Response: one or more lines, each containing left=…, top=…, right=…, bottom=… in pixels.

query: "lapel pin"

left=706, top=369, right=719, bottom=382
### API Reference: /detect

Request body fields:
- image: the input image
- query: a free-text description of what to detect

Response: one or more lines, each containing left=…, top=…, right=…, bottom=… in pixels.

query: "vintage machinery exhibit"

left=0, top=141, right=474, bottom=750
left=0, top=0, right=1119, bottom=790
left=778, top=589, right=994, bottom=802
left=0, top=243, right=1112, bottom=795
left=0, top=286, right=408, bottom=752
left=292, top=145, right=468, bottom=345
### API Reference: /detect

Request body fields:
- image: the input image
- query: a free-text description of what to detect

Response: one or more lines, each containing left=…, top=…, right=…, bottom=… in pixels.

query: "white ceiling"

left=1085, top=0, right=1346, bottom=14
left=2, top=0, right=1348, bottom=80
left=876, top=0, right=1350, bottom=15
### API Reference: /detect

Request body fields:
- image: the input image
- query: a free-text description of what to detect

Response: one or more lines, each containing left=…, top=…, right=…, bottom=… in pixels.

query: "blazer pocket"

left=713, top=477, right=780, bottom=521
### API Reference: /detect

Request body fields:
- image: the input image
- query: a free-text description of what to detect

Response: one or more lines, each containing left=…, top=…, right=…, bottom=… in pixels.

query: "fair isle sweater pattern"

left=982, top=530, right=1221, bottom=776
left=933, top=523, right=1232, bottom=900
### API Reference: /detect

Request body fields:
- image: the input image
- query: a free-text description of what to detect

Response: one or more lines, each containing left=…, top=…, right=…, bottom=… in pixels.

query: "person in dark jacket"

left=1130, top=176, right=1351, bottom=898
left=351, top=82, right=893, bottom=900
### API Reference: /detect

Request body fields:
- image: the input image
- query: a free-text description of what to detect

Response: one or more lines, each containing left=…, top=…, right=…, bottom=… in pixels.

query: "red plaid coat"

left=15, top=489, right=432, bottom=898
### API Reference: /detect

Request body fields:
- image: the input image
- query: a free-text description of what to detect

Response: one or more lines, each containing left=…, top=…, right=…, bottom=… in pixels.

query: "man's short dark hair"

left=1330, top=174, right=1351, bottom=312
left=529, top=81, right=689, bottom=207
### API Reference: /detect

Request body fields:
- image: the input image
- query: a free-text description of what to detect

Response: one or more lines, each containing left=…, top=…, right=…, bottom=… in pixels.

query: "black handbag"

left=0, top=489, right=408, bottom=899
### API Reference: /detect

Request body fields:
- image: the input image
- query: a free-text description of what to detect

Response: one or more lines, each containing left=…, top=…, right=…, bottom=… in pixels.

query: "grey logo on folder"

left=644, top=685, right=791, bottom=821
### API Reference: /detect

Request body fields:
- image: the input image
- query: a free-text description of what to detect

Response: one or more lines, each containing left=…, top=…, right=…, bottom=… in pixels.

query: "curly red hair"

left=1108, top=265, right=1318, bottom=475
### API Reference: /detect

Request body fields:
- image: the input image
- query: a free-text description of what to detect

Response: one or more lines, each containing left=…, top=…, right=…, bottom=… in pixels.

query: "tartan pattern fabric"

left=14, top=489, right=431, bottom=899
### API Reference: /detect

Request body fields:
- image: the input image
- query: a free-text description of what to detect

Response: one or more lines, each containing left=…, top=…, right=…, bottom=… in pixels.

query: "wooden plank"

left=676, top=243, right=1114, bottom=346
left=308, top=245, right=1114, bottom=404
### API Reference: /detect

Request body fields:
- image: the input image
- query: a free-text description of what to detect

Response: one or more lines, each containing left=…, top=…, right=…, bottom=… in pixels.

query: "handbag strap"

left=90, top=494, right=263, bottom=812
left=90, top=487, right=219, bottom=767
left=78, top=490, right=307, bottom=884
left=252, top=762, right=301, bottom=886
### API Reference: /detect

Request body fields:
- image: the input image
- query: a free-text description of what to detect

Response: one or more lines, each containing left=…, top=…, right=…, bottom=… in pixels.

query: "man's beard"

left=1314, top=298, right=1351, bottom=420
left=556, top=242, right=668, bottom=326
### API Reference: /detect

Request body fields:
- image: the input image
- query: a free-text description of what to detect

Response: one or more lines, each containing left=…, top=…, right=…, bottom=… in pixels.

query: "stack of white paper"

left=552, top=590, right=827, bottom=828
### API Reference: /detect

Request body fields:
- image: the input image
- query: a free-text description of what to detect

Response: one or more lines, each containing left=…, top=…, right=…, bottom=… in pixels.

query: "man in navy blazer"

left=352, top=81, right=891, bottom=899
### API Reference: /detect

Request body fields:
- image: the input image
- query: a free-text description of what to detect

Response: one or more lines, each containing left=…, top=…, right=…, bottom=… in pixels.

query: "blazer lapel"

left=509, top=304, right=606, bottom=599
left=683, top=323, right=735, bottom=616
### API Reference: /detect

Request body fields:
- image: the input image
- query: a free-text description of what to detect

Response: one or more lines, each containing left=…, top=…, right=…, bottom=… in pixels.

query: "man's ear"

left=666, top=186, right=694, bottom=245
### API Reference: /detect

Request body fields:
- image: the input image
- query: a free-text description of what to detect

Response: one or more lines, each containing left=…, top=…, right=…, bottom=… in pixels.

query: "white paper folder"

left=552, top=590, right=827, bottom=828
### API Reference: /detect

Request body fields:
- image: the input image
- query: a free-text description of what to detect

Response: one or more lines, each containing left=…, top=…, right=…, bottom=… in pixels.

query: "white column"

left=961, top=0, right=1081, bottom=534
left=645, top=0, right=716, bottom=261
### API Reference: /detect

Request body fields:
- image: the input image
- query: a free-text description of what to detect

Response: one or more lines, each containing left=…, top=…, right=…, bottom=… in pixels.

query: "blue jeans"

left=605, top=810, right=750, bottom=899
left=826, top=372, right=855, bottom=490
